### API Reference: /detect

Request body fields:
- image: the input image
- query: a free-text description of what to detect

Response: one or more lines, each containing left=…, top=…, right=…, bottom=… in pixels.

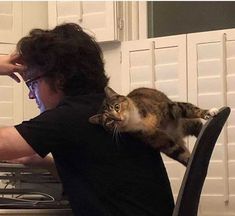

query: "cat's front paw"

left=204, top=108, right=219, bottom=119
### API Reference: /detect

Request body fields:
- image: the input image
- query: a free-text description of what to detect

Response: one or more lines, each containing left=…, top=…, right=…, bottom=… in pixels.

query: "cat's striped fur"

left=89, top=87, right=218, bottom=166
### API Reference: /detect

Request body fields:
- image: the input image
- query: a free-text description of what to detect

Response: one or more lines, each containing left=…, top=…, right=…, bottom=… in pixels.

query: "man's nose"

left=28, top=90, right=35, bottom=99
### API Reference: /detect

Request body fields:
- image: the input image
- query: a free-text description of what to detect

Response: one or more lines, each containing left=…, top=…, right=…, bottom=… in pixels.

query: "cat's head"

left=89, top=87, right=131, bottom=132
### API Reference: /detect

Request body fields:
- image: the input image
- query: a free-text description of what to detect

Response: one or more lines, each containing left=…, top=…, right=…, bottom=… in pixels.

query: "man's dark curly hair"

left=16, top=23, right=109, bottom=95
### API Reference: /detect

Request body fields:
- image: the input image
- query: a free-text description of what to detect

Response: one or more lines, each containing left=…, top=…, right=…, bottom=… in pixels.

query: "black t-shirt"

left=15, top=93, right=174, bottom=216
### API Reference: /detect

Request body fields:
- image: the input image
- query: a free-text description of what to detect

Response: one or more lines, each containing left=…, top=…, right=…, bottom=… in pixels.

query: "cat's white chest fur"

left=122, top=105, right=152, bottom=132
left=119, top=105, right=141, bottom=132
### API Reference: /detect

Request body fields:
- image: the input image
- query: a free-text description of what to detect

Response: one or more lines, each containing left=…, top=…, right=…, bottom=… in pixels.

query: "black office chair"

left=172, top=106, right=231, bottom=216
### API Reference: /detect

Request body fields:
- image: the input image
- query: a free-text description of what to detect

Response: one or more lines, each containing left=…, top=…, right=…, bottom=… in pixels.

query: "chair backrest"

left=172, top=106, right=231, bottom=216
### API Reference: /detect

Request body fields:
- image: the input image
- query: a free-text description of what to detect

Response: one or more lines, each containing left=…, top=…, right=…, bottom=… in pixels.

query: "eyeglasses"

left=25, top=74, right=47, bottom=92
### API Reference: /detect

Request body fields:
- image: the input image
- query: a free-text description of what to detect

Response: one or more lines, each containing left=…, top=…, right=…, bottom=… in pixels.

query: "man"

left=0, top=23, right=174, bottom=215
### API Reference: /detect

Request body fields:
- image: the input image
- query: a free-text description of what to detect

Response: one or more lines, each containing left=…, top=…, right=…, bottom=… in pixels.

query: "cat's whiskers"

left=112, top=124, right=121, bottom=148
left=112, top=124, right=117, bottom=142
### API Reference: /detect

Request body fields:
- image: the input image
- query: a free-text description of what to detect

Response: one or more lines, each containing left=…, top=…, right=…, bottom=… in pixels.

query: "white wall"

left=100, top=42, right=122, bottom=93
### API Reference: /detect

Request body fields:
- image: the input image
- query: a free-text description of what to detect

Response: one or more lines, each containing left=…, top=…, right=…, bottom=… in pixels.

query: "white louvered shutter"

left=152, top=35, right=187, bottom=101
left=48, top=1, right=117, bottom=42
left=121, top=35, right=187, bottom=200
left=121, top=40, right=155, bottom=94
left=0, top=45, right=23, bottom=126
left=122, top=28, right=235, bottom=215
left=153, top=35, right=187, bottom=200
left=188, top=29, right=235, bottom=216
left=0, top=2, right=22, bottom=44
left=226, top=31, right=235, bottom=215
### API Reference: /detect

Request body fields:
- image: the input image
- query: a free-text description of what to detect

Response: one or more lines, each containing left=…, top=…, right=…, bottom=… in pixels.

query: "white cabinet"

left=187, top=29, right=235, bottom=216
left=0, top=2, right=22, bottom=44
left=121, top=29, right=235, bottom=215
left=121, top=35, right=187, bottom=199
left=121, top=40, right=156, bottom=93
left=0, top=2, right=46, bottom=124
left=121, top=35, right=187, bottom=100
left=0, top=45, right=23, bottom=125
left=48, top=1, right=120, bottom=42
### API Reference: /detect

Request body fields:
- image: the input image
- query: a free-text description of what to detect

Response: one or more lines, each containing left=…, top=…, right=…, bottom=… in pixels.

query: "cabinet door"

left=0, top=2, right=22, bottom=44
left=226, top=32, right=235, bottom=214
left=121, top=29, right=235, bottom=215
left=48, top=1, right=117, bottom=42
left=188, top=29, right=235, bottom=215
left=152, top=35, right=187, bottom=102
left=121, top=40, right=155, bottom=94
left=121, top=35, right=187, bottom=100
left=121, top=35, right=187, bottom=200
left=0, top=45, right=23, bottom=125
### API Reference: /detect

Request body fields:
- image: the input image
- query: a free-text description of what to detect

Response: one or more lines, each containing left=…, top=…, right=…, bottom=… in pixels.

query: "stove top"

left=0, top=162, right=70, bottom=210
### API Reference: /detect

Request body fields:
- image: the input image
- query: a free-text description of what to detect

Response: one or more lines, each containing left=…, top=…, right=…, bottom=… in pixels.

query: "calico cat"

left=89, top=87, right=218, bottom=166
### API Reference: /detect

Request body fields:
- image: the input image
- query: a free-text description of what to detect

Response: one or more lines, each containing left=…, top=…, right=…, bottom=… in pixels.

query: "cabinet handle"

left=78, top=1, right=83, bottom=22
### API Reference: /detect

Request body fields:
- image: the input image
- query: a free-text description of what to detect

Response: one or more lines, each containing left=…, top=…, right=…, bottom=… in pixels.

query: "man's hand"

left=0, top=53, right=26, bottom=82
left=7, top=154, right=60, bottom=180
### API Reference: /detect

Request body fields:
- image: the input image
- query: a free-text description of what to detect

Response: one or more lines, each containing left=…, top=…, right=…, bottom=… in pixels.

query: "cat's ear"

left=89, top=114, right=103, bottom=125
left=104, top=87, right=118, bottom=98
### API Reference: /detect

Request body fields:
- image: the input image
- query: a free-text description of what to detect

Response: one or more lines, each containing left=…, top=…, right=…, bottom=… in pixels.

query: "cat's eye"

left=103, top=104, right=108, bottom=110
left=114, top=104, right=120, bottom=112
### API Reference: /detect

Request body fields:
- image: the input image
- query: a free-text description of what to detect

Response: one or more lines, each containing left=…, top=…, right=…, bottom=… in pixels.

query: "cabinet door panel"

left=225, top=32, right=235, bottom=214
left=122, top=30, right=235, bottom=214
left=0, top=44, right=23, bottom=125
left=153, top=35, right=187, bottom=101
left=188, top=28, right=235, bottom=215
left=122, top=35, right=187, bottom=100
left=121, top=35, right=187, bottom=200
left=121, top=40, right=155, bottom=94
left=48, top=1, right=116, bottom=42
left=0, top=2, right=22, bottom=43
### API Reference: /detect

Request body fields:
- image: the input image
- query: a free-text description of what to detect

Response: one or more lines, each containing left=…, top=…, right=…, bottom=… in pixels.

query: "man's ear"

left=104, top=87, right=118, bottom=98
left=88, top=114, right=103, bottom=125
left=55, top=74, right=65, bottom=91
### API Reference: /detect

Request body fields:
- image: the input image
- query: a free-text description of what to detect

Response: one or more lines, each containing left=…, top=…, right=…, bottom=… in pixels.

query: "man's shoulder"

left=42, top=93, right=105, bottom=125
left=61, top=94, right=104, bottom=110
